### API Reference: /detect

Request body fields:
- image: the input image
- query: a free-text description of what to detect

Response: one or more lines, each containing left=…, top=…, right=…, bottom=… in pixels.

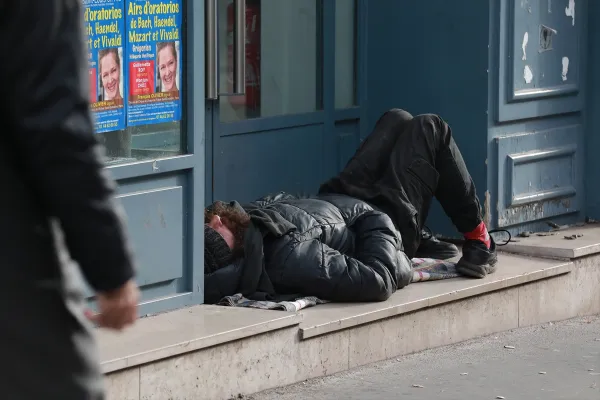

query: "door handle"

left=205, top=0, right=245, bottom=100
left=233, top=0, right=246, bottom=95
left=205, top=0, right=218, bottom=99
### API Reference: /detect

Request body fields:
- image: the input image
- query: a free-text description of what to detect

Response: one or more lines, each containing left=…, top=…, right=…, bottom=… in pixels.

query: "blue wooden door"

left=205, top=0, right=366, bottom=205
left=588, top=0, right=600, bottom=218
left=492, top=0, right=587, bottom=231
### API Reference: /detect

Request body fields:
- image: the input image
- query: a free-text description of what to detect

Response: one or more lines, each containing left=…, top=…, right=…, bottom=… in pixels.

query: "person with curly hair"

left=204, top=201, right=250, bottom=273
left=204, top=109, right=501, bottom=304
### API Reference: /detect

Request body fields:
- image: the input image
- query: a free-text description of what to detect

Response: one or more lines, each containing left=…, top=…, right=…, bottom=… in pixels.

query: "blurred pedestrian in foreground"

left=0, top=1, right=139, bottom=398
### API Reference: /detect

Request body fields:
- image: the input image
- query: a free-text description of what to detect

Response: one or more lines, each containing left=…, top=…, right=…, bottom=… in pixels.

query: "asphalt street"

left=252, top=315, right=600, bottom=400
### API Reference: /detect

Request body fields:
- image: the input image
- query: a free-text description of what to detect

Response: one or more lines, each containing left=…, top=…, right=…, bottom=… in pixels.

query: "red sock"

left=464, top=221, right=491, bottom=248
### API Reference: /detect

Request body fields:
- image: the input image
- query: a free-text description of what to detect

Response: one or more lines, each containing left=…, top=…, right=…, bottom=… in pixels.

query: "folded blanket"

left=411, top=257, right=460, bottom=282
left=217, top=258, right=460, bottom=312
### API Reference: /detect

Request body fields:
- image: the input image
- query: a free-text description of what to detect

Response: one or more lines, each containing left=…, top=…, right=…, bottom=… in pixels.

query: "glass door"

left=214, top=0, right=322, bottom=123
left=205, top=0, right=358, bottom=204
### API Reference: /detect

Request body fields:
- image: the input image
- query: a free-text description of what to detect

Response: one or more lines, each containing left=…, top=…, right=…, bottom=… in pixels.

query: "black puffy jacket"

left=205, top=192, right=413, bottom=303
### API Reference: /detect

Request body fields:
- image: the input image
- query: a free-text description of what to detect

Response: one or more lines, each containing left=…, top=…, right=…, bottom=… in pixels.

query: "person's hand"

left=87, top=279, right=139, bottom=330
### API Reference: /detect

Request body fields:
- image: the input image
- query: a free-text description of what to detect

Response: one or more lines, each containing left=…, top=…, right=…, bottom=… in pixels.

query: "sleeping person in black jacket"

left=204, top=109, right=501, bottom=304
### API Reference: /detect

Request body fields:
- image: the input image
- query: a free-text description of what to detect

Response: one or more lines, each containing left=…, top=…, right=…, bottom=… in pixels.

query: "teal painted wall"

left=365, top=0, right=491, bottom=236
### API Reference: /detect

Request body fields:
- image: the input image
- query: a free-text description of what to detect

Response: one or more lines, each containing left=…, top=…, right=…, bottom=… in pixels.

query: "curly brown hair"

left=204, top=202, right=250, bottom=255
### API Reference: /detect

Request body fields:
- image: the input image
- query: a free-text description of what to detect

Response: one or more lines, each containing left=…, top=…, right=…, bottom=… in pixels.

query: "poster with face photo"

left=83, top=0, right=126, bottom=134
left=125, top=0, right=182, bottom=127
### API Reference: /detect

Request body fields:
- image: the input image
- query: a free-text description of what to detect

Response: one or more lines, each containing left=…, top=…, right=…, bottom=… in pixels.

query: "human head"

left=157, top=41, right=178, bottom=92
left=99, top=48, right=121, bottom=100
left=204, top=225, right=233, bottom=273
left=204, top=201, right=250, bottom=272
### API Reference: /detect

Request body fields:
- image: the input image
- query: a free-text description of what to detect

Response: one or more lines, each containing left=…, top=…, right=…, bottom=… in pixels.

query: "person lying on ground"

left=203, top=109, right=503, bottom=304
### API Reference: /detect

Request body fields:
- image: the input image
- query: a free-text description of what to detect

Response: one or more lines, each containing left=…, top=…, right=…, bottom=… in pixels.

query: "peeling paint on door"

left=524, top=65, right=533, bottom=83
left=521, top=0, right=532, bottom=12
left=562, top=57, right=569, bottom=81
left=522, top=32, right=529, bottom=60
left=565, top=0, right=575, bottom=26
left=498, top=202, right=545, bottom=227
left=483, top=190, right=492, bottom=228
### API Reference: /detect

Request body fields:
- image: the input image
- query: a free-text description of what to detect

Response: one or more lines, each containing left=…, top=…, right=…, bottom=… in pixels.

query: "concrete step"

left=99, top=305, right=301, bottom=374
left=98, top=228, right=600, bottom=400
left=501, top=224, right=600, bottom=259
left=298, top=253, right=571, bottom=339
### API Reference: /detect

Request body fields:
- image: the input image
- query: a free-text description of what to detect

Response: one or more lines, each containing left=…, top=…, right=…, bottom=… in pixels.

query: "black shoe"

left=456, top=228, right=511, bottom=278
left=456, top=238, right=497, bottom=278
left=415, top=227, right=460, bottom=260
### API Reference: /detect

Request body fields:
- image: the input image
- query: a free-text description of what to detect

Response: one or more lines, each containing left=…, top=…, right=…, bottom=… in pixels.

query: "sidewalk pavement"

left=252, top=315, right=600, bottom=400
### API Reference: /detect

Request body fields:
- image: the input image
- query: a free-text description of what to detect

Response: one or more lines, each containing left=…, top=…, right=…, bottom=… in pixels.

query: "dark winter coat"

left=0, top=1, right=136, bottom=398
left=205, top=192, right=413, bottom=303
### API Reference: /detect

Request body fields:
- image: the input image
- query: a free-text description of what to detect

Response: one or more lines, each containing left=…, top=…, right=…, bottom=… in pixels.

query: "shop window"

left=83, top=0, right=185, bottom=165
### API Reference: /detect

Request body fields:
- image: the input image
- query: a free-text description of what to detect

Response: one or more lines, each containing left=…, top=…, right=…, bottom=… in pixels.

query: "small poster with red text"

left=126, top=0, right=182, bottom=126
left=83, top=0, right=126, bottom=134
